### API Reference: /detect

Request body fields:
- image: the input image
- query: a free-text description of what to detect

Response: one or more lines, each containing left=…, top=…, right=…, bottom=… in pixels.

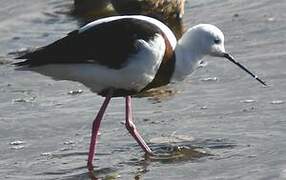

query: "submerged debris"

left=9, top=140, right=25, bottom=150
left=198, top=60, right=208, bottom=68
left=200, top=77, right=218, bottom=82
left=9, top=140, right=25, bottom=145
left=67, top=89, right=83, bottom=95
left=267, top=17, right=275, bottom=22
left=233, top=13, right=239, bottom=18
left=40, top=152, right=53, bottom=157
left=10, top=145, right=25, bottom=150
left=270, top=100, right=284, bottom=105
left=242, top=107, right=255, bottom=112
left=12, top=97, right=35, bottom=103
left=60, top=147, right=73, bottom=151
left=63, top=140, right=75, bottom=145
left=240, top=99, right=256, bottom=103
left=200, top=106, right=208, bottom=110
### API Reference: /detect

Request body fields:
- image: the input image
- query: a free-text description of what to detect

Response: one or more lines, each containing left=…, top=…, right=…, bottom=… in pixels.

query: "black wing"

left=16, top=18, right=162, bottom=69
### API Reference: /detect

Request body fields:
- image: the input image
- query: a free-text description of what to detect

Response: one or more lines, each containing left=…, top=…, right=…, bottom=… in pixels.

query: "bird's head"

left=178, top=24, right=267, bottom=86
left=181, top=24, right=226, bottom=57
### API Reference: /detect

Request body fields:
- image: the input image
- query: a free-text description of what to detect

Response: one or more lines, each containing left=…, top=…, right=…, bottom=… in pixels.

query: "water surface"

left=1, top=0, right=286, bottom=179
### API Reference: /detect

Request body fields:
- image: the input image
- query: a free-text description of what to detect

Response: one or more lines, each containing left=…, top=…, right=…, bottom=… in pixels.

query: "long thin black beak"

left=223, top=53, right=267, bottom=86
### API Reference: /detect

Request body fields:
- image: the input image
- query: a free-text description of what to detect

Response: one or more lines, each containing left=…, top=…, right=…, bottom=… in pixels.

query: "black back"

left=16, top=18, right=163, bottom=69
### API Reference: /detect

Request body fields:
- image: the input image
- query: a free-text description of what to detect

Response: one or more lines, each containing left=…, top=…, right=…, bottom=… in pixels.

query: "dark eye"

left=214, top=39, right=221, bottom=44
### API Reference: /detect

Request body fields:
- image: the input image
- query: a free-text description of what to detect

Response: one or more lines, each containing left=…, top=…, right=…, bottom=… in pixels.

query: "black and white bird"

left=15, top=15, right=266, bottom=171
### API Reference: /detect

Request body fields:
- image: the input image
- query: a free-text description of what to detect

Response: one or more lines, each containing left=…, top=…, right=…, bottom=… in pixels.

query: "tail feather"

left=13, top=60, right=31, bottom=66
left=13, top=47, right=47, bottom=66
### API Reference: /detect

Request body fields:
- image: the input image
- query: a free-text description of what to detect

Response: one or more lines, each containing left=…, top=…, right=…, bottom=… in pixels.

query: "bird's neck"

left=171, top=40, right=205, bottom=81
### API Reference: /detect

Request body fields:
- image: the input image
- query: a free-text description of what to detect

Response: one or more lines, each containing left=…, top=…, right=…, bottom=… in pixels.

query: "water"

left=1, top=0, right=286, bottom=179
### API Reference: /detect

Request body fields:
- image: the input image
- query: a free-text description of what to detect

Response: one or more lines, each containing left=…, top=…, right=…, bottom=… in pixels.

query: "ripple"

left=198, top=138, right=236, bottom=149
left=150, top=145, right=210, bottom=163
left=51, top=151, right=111, bottom=159
left=150, top=134, right=194, bottom=144
left=64, top=167, right=119, bottom=180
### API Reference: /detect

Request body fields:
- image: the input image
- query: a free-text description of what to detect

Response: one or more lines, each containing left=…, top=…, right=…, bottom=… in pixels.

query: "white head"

left=179, top=24, right=226, bottom=58
left=175, top=24, right=267, bottom=86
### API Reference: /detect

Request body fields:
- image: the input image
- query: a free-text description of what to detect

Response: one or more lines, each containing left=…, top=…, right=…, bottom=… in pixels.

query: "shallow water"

left=1, top=0, right=286, bottom=179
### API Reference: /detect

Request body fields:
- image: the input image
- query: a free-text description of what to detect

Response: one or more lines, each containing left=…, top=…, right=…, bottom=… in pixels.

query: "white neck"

left=171, top=38, right=205, bottom=81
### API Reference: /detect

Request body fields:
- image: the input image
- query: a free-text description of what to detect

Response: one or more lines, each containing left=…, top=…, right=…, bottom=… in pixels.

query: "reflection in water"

left=40, top=160, right=119, bottom=179
left=35, top=137, right=235, bottom=179
left=88, top=168, right=120, bottom=180
left=127, top=138, right=234, bottom=178
left=49, top=166, right=119, bottom=180
left=135, top=85, right=178, bottom=103
left=51, top=151, right=112, bottom=159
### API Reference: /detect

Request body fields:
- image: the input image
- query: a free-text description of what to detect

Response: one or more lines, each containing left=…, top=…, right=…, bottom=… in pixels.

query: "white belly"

left=21, top=34, right=166, bottom=93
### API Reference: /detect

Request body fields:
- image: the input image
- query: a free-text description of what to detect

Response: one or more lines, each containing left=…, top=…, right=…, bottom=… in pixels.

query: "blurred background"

left=0, top=0, right=286, bottom=179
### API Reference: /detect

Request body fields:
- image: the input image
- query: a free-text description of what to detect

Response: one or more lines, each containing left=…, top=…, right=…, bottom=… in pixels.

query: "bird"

left=14, top=15, right=267, bottom=171
left=111, top=0, right=185, bottom=20
left=72, top=0, right=186, bottom=38
left=112, top=0, right=186, bottom=38
left=73, top=0, right=185, bottom=20
left=72, top=0, right=115, bottom=20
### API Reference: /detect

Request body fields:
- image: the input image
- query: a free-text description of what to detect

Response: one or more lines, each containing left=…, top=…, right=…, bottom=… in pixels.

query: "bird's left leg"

left=125, top=96, right=154, bottom=155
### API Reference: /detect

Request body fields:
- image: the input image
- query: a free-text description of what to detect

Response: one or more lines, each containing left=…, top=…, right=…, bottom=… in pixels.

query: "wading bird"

left=15, top=15, right=266, bottom=171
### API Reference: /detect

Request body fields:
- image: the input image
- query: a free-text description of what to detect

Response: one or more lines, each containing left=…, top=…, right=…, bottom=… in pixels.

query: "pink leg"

left=87, top=92, right=112, bottom=171
left=125, top=96, right=154, bottom=155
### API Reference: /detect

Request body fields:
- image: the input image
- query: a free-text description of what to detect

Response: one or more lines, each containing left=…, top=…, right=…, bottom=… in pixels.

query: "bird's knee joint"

left=125, top=122, right=136, bottom=132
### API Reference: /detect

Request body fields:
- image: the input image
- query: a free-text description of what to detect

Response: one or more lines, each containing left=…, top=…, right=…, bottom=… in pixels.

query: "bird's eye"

left=214, top=39, right=221, bottom=44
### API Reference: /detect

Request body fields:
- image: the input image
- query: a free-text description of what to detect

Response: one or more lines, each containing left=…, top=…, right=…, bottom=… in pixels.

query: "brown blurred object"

left=72, top=0, right=186, bottom=39
left=112, top=0, right=184, bottom=20
left=72, top=0, right=116, bottom=19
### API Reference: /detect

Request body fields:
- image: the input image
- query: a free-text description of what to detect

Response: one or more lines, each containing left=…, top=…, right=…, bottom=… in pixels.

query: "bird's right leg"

left=87, top=90, right=113, bottom=171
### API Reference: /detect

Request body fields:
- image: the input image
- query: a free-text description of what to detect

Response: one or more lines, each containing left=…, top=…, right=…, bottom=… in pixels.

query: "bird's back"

left=16, top=17, right=165, bottom=69
left=15, top=16, right=177, bottom=96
